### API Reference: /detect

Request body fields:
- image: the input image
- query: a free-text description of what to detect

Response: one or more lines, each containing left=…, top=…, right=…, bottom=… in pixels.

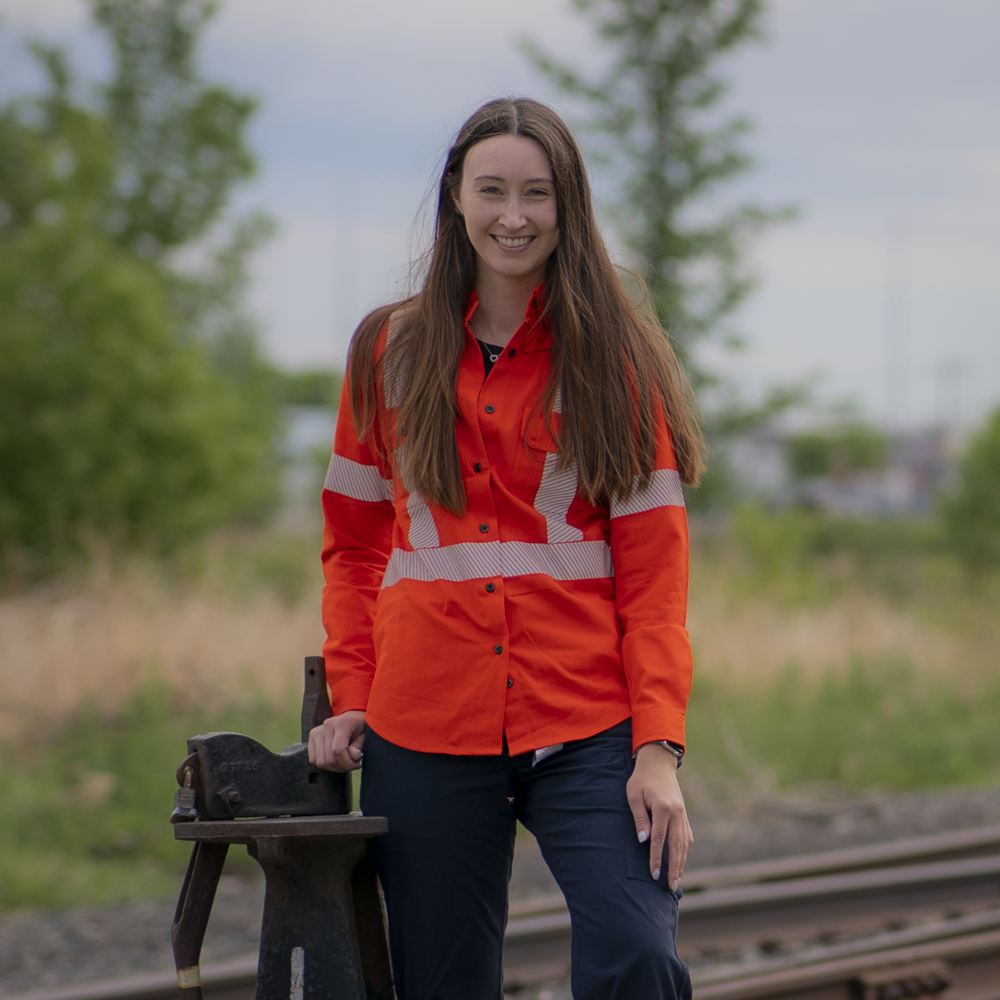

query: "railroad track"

left=5, top=823, right=1000, bottom=1000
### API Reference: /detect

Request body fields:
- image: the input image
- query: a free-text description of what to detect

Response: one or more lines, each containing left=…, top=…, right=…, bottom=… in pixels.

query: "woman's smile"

left=491, top=234, right=535, bottom=249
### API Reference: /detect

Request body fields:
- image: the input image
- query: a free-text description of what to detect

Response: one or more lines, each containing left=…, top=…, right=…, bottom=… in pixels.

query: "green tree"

left=92, top=0, right=257, bottom=258
left=276, top=369, right=344, bottom=408
left=523, top=0, right=788, bottom=356
left=941, top=409, right=1000, bottom=575
left=524, top=1, right=798, bottom=511
left=786, top=424, right=887, bottom=481
left=0, top=3, right=280, bottom=566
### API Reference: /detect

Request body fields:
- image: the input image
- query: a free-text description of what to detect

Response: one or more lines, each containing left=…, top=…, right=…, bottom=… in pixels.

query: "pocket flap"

left=522, top=408, right=561, bottom=453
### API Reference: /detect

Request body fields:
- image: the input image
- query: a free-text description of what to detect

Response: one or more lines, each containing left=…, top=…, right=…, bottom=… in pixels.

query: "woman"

left=309, top=97, right=704, bottom=1000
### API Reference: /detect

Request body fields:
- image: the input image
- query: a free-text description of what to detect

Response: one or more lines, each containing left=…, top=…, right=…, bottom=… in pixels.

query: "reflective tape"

left=533, top=453, right=583, bottom=543
left=610, top=469, right=685, bottom=518
left=324, top=453, right=393, bottom=504
left=381, top=539, right=613, bottom=589
left=406, top=488, right=441, bottom=549
left=382, top=310, right=407, bottom=408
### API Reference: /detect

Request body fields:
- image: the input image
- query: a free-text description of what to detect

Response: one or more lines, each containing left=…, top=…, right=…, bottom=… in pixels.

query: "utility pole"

left=884, top=221, right=910, bottom=431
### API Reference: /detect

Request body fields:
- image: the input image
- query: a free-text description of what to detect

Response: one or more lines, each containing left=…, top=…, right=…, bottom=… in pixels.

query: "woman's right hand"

left=309, top=710, right=367, bottom=772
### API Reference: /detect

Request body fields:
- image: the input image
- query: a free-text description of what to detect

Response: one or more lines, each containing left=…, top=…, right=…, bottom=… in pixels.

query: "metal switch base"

left=174, top=816, right=392, bottom=1000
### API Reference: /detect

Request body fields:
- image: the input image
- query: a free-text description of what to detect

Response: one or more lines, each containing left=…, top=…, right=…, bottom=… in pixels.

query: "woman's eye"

left=480, top=186, right=502, bottom=195
left=527, top=188, right=552, bottom=197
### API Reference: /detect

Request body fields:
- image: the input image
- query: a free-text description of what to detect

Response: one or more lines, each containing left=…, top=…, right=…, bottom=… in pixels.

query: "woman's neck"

left=468, top=268, right=541, bottom=348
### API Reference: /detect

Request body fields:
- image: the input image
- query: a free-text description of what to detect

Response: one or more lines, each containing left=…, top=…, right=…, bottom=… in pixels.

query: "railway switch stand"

left=170, top=656, right=393, bottom=1000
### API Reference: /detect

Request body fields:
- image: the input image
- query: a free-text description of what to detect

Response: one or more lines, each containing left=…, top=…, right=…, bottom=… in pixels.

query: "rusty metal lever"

left=171, top=840, right=229, bottom=1000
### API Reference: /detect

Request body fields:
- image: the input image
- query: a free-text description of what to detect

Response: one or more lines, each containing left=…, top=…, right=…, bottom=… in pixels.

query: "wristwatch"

left=635, top=740, right=684, bottom=767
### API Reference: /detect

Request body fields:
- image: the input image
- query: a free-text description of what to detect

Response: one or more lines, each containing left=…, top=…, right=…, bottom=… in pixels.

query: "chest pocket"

left=516, top=408, right=584, bottom=544
left=513, top=407, right=559, bottom=484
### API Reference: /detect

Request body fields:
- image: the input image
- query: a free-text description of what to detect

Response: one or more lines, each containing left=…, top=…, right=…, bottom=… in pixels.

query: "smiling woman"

left=451, top=134, right=560, bottom=329
left=310, top=97, right=703, bottom=1000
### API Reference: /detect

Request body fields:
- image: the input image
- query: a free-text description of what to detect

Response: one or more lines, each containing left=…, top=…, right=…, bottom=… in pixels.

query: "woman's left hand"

left=626, top=743, right=694, bottom=891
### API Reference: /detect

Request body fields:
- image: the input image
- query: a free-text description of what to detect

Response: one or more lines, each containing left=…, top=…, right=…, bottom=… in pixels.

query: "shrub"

left=941, top=408, right=1000, bottom=574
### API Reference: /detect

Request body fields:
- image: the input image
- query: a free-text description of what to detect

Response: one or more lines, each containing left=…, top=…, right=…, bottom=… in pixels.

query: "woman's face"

left=452, top=134, right=559, bottom=287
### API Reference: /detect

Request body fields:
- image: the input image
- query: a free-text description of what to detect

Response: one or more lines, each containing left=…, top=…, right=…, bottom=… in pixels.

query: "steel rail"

left=500, top=852, right=1000, bottom=974
left=680, top=820, right=1000, bottom=891
left=694, top=924, right=1000, bottom=1000
left=691, top=905, right=1000, bottom=992
left=6, top=824, right=1000, bottom=1000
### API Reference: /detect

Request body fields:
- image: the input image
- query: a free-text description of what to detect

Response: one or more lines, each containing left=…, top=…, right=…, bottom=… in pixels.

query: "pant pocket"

left=623, top=757, right=682, bottom=901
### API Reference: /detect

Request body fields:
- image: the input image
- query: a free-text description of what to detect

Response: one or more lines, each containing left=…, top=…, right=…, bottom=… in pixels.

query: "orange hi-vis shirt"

left=321, top=286, right=693, bottom=757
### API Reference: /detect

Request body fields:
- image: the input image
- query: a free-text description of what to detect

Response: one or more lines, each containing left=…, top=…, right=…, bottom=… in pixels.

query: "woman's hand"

left=309, top=710, right=367, bottom=772
left=626, top=743, right=694, bottom=891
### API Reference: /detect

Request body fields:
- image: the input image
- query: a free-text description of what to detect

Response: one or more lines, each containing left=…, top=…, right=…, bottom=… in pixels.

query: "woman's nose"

left=499, top=197, right=527, bottom=230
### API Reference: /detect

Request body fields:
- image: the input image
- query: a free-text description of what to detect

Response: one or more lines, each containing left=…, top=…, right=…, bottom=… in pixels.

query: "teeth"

left=494, top=235, right=533, bottom=247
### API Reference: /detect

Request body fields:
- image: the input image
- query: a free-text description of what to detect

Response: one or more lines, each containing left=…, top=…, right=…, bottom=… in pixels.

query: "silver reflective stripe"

left=610, top=469, right=685, bottom=518
left=381, top=539, right=613, bottom=589
left=501, top=539, right=612, bottom=579
left=406, top=489, right=441, bottom=549
left=534, top=453, right=583, bottom=543
left=324, top=453, right=393, bottom=503
left=382, top=310, right=406, bottom=408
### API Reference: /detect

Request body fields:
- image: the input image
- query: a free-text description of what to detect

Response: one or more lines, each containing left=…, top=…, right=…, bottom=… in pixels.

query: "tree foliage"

left=92, top=0, right=257, bottom=258
left=523, top=0, right=789, bottom=357
left=0, top=1, right=280, bottom=566
left=786, top=425, right=888, bottom=481
left=941, top=409, right=1000, bottom=575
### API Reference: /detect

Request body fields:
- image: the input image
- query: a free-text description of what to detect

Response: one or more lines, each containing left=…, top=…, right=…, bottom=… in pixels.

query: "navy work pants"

left=359, top=720, right=692, bottom=1000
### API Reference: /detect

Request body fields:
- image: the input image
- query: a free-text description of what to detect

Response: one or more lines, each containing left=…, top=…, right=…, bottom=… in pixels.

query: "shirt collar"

left=463, top=281, right=548, bottom=337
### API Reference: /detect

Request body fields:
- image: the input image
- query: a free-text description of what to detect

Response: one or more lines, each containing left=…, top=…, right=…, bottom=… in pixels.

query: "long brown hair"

left=349, top=97, right=705, bottom=513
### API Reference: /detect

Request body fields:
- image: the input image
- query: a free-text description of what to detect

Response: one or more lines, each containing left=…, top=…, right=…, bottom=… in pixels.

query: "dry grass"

left=0, top=550, right=325, bottom=744
left=689, top=567, right=971, bottom=685
left=0, top=519, right=995, bottom=744
left=3, top=516, right=997, bottom=912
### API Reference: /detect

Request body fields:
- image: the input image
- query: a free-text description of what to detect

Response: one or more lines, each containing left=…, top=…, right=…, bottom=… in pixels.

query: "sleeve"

left=609, top=408, right=693, bottom=753
left=320, top=382, right=396, bottom=715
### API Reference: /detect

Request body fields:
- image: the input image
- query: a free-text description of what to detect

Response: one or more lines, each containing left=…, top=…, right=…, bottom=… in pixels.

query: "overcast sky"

left=2, top=0, right=998, bottom=430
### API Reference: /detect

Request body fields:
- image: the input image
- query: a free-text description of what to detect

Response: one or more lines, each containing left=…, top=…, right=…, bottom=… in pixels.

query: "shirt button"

left=485, top=404, right=495, bottom=414
left=494, top=644, right=504, bottom=655
left=474, top=462, right=482, bottom=472
left=508, top=348, right=516, bottom=357
left=479, top=523, right=489, bottom=533
left=507, top=677, right=513, bottom=687
left=485, top=582, right=495, bottom=593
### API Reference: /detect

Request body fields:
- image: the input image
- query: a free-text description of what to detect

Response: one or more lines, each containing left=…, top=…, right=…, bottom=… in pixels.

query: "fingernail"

left=638, top=830, right=648, bottom=844
left=653, top=868, right=661, bottom=880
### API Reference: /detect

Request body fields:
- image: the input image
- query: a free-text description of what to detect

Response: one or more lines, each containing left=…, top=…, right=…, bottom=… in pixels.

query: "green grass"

left=0, top=681, right=302, bottom=911
left=3, top=508, right=999, bottom=912
left=686, top=653, right=1000, bottom=791
left=5, top=655, right=999, bottom=913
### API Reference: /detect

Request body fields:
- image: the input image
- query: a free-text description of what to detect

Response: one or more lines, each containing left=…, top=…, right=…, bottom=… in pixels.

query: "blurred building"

left=727, top=427, right=957, bottom=518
